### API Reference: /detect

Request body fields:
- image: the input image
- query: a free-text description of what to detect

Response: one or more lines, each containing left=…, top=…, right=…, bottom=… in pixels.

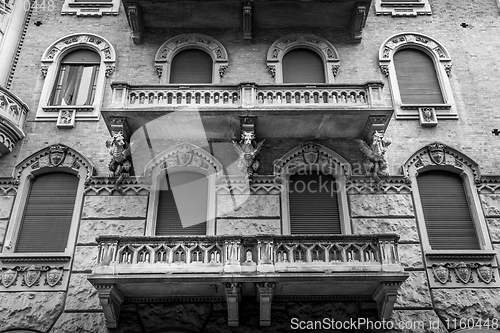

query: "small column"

left=256, top=282, right=275, bottom=326
left=225, top=282, right=241, bottom=326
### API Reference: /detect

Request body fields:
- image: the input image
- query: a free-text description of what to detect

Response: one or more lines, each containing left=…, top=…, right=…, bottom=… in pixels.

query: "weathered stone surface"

left=137, top=303, right=211, bottom=332
left=389, top=310, right=447, bottom=333
left=0, top=196, right=14, bottom=219
left=432, top=288, right=500, bottom=330
left=0, top=219, right=8, bottom=246
left=0, top=291, right=65, bottom=331
left=352, top=218, right=419, bottom=242
left=217, top=194, right=280, bottom=218
left=349, top=194, right=414, bottom=217
left=495, top=244, right=500, bottom=267
left=486, top=218, right=500, bottom=242
left=395, top=271, right=432, bottom=307
left=51, top=312, right=107, bottom=333
left=82, top=196, right=148, bottom=219
left=73, top=246, right=99, bottom=271
left=66, top=273, right=100, bottom=310
left=77, top=220, right=145, bottom=244
left=398, top=244, right=423, bottom=268
left=216, top=219, right=281, bottom=235
left=481, top=194, right=500, bottom=217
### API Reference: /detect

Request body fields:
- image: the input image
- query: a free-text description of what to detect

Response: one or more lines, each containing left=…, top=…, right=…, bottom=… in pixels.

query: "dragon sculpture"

left=358, top=131, right=392, bottom=188
left=106, top=131, right=132, bottom=189
left=232, top=131, right=265, bottom=181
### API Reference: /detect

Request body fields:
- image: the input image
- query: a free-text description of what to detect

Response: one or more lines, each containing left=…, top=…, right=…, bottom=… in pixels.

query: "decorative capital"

left=40, top=65, right=49, bottom=78
left=267, top=65, right=276, bottom=78
left=105, top=65, right=115, bottom=78
left=219, top=65, right=228, bottom=78
left=444, top=63, right=452, bottom=77
left=331, top=64, right=340, bottom=77
left=380, top=64, right=389, bottom=77
left=155, top=65, right=163, bottom=78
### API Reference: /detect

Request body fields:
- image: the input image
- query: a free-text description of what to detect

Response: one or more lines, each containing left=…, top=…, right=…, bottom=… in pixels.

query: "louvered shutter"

left=170, top=49, right=213, bottom=84
left=283, top=49, right=325, bottom=84
left=156, top=171, right=208, bottom=235
left=394, top=49, right=444, bottom=104
left=16, top=173, right=78, bottom=253
left=289, top=174, right=341, bottom=234
left=418, top=170, right=479, bottom=250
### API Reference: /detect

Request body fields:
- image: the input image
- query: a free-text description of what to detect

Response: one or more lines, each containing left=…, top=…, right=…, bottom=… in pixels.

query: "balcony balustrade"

left=0, top=87, right=28, bottom=156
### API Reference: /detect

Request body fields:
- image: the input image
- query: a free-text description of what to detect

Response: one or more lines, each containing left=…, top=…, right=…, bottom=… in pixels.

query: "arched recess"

left=266, top=34, right=339, bottom=83
left=154, top=34, right=229, bottom=84
left=38, top=33, right=117, bottom=123
left=2, top=144, right=95, bottom=270
left=401, top=142, right=491, bottom=252
left=274, top=143, right=351, bottom=235
left=144, top=143, right=223, bottom=236
left=378, top=32, right=456, bottom=120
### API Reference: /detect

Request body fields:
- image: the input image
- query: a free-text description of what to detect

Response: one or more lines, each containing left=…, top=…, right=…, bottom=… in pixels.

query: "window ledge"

left=425, top=250, right=497, bottom=261
left=0, top=253, right=71, bottom=263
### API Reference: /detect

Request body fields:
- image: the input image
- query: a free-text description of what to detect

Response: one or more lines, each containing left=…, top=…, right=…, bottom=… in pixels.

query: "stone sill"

left=0, top=254, right=71, bottom=263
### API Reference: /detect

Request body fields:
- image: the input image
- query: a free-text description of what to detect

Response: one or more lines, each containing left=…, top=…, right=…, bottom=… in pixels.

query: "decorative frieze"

left=431, top=262, right=496, bottom=285
left=346, top=177, right=411, bottom=194
left=84, top=177, right=150, bottom=196
left=0, top=265, right=65, bottom=290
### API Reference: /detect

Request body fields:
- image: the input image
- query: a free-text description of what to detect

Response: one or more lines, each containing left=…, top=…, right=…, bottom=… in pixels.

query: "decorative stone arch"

left=2, top=144, right=95, bottom=287
left=378, top=32, right=456, bottom=121
left=38, top=33, right=117, bottom=123
left=401, top=142, right=492, bottom=253
left=266, top=34, right=340, bottom=84
left=274, top=143, right=351, bottom=235
left=145, top=143, right=223, bottom=236
left=154, top=33, right=229, bottom=84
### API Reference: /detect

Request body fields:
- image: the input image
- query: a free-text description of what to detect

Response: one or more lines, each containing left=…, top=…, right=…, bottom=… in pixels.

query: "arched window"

left=170, top=49, right=213, bottom=84
left=49, top=49, right=100, bottom=106
left=156, top=171, right=208, bottom=235
left=15, top=172, right=79, bottom=252
left=393, top=49, right=443, bottom=104
left=282, top=49, right=325, bottom=84
left=417, top=170, right=479, bottom=250
left=289, top=173, right=341, bottom=234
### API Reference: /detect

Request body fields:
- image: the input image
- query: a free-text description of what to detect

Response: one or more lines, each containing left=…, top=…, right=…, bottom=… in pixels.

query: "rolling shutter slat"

left=156, top=172, right=207, bottom=235
left=289, top=174, right=341, bottom=234
left=170, top=49, right=212, bottom=84
left=394, top=49, right=444, bottom=104
left=16, top=173, right=78, bottom=253
left=418, top=170, right=479, bottom=250
left=283, top=49, right=325, bottom=84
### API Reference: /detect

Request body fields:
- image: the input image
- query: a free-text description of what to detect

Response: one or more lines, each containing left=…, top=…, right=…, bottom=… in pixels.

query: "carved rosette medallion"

left=45, top=267, right=64, bottom=287
left=427, top=142, right=445, bottom=165
left=432, top=264, right=450, bottom=284
left=453, top=262, right=473, bottom=284
left=49, top=144, right=68, bottom=166
left=477, top=264, right=495, bottom=284
left=302, top=144, right=319, bottom=165
left=177, top=147, right=193, bottom=166
left=22, top=265, right=42, bottom=287
left=1, top=268, right=19, bottom=288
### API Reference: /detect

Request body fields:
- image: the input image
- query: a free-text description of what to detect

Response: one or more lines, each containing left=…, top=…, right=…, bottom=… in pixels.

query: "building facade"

left=0, top=0, right=499, bottom=332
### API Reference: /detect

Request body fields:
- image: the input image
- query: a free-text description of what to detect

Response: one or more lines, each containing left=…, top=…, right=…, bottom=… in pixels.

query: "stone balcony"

left=103, top=82, right=393, bottom=140
left=0, top=87, right=28, bottom=156
left=88, top=234, right=408, bottom=328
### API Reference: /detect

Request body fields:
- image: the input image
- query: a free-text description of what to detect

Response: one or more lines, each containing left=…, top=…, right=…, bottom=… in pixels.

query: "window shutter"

left=170, top=49, right=213, bottom=84
left=283, top=49, right=325, bottom=84
left=156, top=171, right=208, bottom=235
left=417, top=170, right=479, bottom=250
left=394, top=48, right=444, bottom=104
left=289, top=174, right=341, bottom=234
left=16, top=173, right=78, bottom=253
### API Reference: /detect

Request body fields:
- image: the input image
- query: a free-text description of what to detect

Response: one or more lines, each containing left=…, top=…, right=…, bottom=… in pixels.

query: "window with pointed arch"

left=379, top=33, right=457, bottom=121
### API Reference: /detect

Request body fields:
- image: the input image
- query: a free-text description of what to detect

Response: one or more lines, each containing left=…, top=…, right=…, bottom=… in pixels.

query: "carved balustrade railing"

left=94, top=234, right=402, bottom=274
left=0, top=86, right=29, bottom=155
left=109, top=82, right=386, bottom=109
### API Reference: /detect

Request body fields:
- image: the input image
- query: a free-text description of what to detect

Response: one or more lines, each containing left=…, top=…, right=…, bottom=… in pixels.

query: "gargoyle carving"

left=232, top=131, right=265, bottom=181
left=358, top=131, right=391, bottom=188
left=106, top=131, right=132, bottom=189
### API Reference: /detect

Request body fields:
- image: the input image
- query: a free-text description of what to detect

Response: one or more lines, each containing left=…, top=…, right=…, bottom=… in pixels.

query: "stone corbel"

left=418, top=107, right=438, bottom=127
left=372, top=281, right=401, bottom=320
left=362, top=115, right=388, bottom=143
left=256, top=282, right=275, bottom=326
left=125, top=3, right=143, bottom=44
left=351, top=3, right=369, bottom=42
left=96, top=284, right=124, bottom=328
left=108, top=117, right=131, bottom=141
left=243, top=2, right=252, bottom=40
left=225, top=282, right=241, bottom=326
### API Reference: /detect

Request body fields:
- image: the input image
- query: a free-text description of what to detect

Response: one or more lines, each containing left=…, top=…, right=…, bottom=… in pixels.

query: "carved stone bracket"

left=372, top=281, right=401, bottom=320
left=362, top=115, right=388, bottom=143
left=243, top=2, right=252, bottom=40
left=95, top=284, right=124, bottom=328
left=108, top=117, right=131, bottom=141
left=106, top=131, right=133, bottom=190
left=256, top=282, right=275, bottom=326
left=225, top=282, right=241, bottom=327
left=125, top=3, right=143, bottom=44
left=233, top=116, right=265, bottom=181
left=351, top=3, right=369, bottom=42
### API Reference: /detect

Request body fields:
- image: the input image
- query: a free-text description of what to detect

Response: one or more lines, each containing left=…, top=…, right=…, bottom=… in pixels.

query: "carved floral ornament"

left=40, top=33, right=117, bottom=78
left=273, top=143, right=351, bottom=180
left=401, top=142, right=481, bottom=183
left=378, top=32, right=452, bottom=77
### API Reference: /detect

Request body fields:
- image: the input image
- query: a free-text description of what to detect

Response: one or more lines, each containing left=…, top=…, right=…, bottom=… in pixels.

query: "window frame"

left=61, top=0, right=120, bottom=17
left=374, top=0, right=432, bottom=17
left=144, top=143, right=223, bottom=236
left=379, top=33, right=457, bottom=121
left=274, top=143, right=351, bottom=235
left=266, top=34, right=339, bottom=84
left=38, top=33, right=116, bottom=126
